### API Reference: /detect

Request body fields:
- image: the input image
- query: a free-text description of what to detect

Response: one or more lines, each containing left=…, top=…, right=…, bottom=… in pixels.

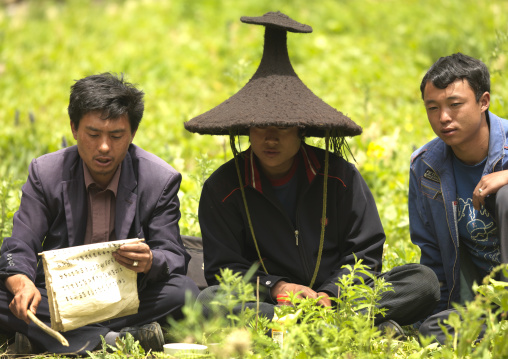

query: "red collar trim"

left=244, top=148, right=263, bottom=193
left=301, top=144, right=321, bottom=183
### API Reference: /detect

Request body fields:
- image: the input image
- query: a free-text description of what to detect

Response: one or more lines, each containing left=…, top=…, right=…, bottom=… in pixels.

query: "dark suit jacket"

left=0, top=144, right=189, bottom=291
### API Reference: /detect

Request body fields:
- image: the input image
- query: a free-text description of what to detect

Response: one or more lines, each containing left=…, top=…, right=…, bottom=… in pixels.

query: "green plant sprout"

left=87, top=333, right=145, bottom=359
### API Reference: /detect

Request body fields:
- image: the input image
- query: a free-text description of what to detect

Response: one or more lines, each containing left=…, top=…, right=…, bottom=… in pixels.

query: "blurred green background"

left=1, top=0, right=507, bottom=269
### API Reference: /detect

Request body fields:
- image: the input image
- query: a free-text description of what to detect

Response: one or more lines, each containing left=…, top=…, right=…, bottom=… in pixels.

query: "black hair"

left=68, top=72, right=144, bottom=133
left=420, top=53, right=490, bottom=102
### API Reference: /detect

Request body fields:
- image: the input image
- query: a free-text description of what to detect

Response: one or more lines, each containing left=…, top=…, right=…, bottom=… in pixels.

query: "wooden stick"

left=256, top=276, right=260, bottom=331
left=27, top=310, right=69, bottom=347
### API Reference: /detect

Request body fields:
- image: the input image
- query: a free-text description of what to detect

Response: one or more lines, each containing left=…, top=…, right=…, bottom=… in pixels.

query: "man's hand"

left=113, top=242, right=153, bottom=274
left=473, top=170, right=508, bottom=210
left=316, top=291, right=332, bottom=307
left=5, top=274, right=41, bottom=324
left=271, top=281, right=331, bottom=307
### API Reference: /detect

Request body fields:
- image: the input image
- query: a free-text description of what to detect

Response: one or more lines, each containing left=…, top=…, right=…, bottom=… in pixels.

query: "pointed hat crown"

left=184, top=11, right=362, bottom=138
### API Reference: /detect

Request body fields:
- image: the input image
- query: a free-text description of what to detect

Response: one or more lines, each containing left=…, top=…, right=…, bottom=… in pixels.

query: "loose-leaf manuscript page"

left=41, top=238, right=141, bottom=332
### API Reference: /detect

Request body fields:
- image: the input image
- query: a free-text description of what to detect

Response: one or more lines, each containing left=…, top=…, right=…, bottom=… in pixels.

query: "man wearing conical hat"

left=185, top=12, right=440, bottom=331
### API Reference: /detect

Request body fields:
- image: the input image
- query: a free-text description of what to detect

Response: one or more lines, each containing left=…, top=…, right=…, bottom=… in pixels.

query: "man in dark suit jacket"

left=0, top=73, right=199, bottom=354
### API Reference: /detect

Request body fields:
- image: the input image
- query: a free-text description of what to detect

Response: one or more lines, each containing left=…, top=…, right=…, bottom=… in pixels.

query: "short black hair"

left=68, top=72, right=144, bottom=133
left=420, top=53, right=490, bottom=102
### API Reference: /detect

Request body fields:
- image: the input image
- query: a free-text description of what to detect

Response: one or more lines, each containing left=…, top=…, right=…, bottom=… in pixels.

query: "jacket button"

left=266, top=281, right=271, bottom=285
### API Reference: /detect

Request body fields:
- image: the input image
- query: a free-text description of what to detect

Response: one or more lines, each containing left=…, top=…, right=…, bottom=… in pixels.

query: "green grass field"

left=1, top=0, right=508, bottom=357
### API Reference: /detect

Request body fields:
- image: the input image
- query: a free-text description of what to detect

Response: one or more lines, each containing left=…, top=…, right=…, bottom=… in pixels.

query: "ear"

left=130, top=130, right=137, bottom=143
left=298, top=128, right=306, bottom=139
left=479, top=91, right=490, bottom=112
left=70, top=121, right=78, bottom=140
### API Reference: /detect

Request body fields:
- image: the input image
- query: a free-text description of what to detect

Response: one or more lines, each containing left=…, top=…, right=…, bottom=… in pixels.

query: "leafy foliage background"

left=1, top=0, right=508, bottom=356
left=1, top=0, right=508, bottom=261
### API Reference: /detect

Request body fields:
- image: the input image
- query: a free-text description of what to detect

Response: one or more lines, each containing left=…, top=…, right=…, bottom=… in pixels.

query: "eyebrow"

left=424, top=95, right=464, bottom=105
left=85, top=126, right=127, bottom=134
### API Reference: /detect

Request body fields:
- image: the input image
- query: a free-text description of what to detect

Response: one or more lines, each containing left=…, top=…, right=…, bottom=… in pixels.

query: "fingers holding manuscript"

left=113, top=242, right=154, bottom=274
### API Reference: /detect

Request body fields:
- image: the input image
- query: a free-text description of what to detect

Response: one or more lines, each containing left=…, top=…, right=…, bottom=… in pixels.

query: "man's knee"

left=419, top=309, right=459, bottom=345
left=196, top=285, right=219, bottom=305
left=139, top=275, right=199, bottom=309
left=413, top=264, right=440, bottom=302
left=419, top=316, right=434, bottom=340
left=195, top=285, right=222, bottom=317
left=386, top=263, right=440, bottom=300
left=195, top=285, right=274, bottom=319
left=165, top=274, right=200, bottom=308
left=180, top=274, right=200, bottom=299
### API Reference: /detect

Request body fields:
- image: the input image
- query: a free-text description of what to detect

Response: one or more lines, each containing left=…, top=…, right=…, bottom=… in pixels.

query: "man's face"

left=71, top=111, right=136, bottom=188
left=249, top=126, right=301, bottom=180
left=423, top=79, right=490, bottom=156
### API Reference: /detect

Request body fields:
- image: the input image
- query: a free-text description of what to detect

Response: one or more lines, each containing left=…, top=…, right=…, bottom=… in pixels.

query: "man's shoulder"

left=35, top=145, right=78, bottom=163
left=201, top=156, right=255, bottom=205
left=489, top=112, right=508, bottom=124
left=31, top=146, right=80, bottom=179
left=128, top=144, right=180, bottom=178
left=305, top=144, right=357, bottom=178
left=489, top=112, right=508, bottom=137
left=410, top=137, right=442, bottom=165
left=203, top=157, right=238, bottom=189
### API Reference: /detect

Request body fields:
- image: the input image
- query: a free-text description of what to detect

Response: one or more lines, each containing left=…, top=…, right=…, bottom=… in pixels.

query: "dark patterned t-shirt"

left=453, top=155, right=500, bottom=279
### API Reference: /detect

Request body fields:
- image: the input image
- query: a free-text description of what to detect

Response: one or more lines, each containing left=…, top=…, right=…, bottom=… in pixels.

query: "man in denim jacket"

left=409, top=53, right=508, bottom=343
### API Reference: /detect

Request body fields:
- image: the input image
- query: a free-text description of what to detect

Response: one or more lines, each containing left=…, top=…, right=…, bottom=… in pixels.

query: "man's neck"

left=451, top=116, right=490, bottom=165
left=452, top=143, right=489, bottom=166
left=268, top=156, right=300, bottom=187
left=83, top=163, right=122, bottom=191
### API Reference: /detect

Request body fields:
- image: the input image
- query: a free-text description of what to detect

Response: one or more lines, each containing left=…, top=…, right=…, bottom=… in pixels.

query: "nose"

left=264, top=127, right=279, bottom=143
left=439, top=109, right=452, bottom=124
left=98, top=136, right=111, bottom=153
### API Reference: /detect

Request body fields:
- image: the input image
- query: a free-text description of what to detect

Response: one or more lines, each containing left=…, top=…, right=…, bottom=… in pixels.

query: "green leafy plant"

left=163, top=261, right=508, bottom=358
left=165, top=260, right=427, bottom=358
left=429, top=264, right=508, bottom=358
left=0, top=176, right=22, bottom=247
left=166, top=266, right=269, bottom=347
left=87, top=333, right=146, bottom=359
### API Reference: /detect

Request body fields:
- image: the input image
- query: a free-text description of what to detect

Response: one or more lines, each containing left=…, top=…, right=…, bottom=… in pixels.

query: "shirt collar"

left=83, top=161, right=122, bottom=196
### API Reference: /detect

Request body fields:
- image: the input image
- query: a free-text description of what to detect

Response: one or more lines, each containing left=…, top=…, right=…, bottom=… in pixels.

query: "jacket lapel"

left=62, top=158, right=87, bottom=246
left=116, top=151, right=138, bottom=240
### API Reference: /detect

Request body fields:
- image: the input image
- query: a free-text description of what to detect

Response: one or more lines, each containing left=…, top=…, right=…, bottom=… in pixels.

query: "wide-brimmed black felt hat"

left=184, top=11, right=362, bottom=138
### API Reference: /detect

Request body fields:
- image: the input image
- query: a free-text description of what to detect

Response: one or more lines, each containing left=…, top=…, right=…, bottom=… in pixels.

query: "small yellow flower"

left=367, top=142, right=386, bottom=159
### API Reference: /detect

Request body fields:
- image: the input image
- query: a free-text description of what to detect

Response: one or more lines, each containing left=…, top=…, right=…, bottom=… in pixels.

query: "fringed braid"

left=229, top=131, right=269, bottom=274
left=309, top=130, right=330, bottom=288
left=330, top=129, right=356, bottom=162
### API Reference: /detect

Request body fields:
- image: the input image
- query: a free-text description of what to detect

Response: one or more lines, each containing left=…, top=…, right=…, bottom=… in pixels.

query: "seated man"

left=0, top=73, right=199, bottom=354
left=185, top=11, right=440, bottom=330
left=409, top=53, right=508, bottom=343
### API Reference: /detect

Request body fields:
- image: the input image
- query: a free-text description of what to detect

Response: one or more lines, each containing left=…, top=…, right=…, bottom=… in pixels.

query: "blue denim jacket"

left=409, top=112, right=508, bottom=314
